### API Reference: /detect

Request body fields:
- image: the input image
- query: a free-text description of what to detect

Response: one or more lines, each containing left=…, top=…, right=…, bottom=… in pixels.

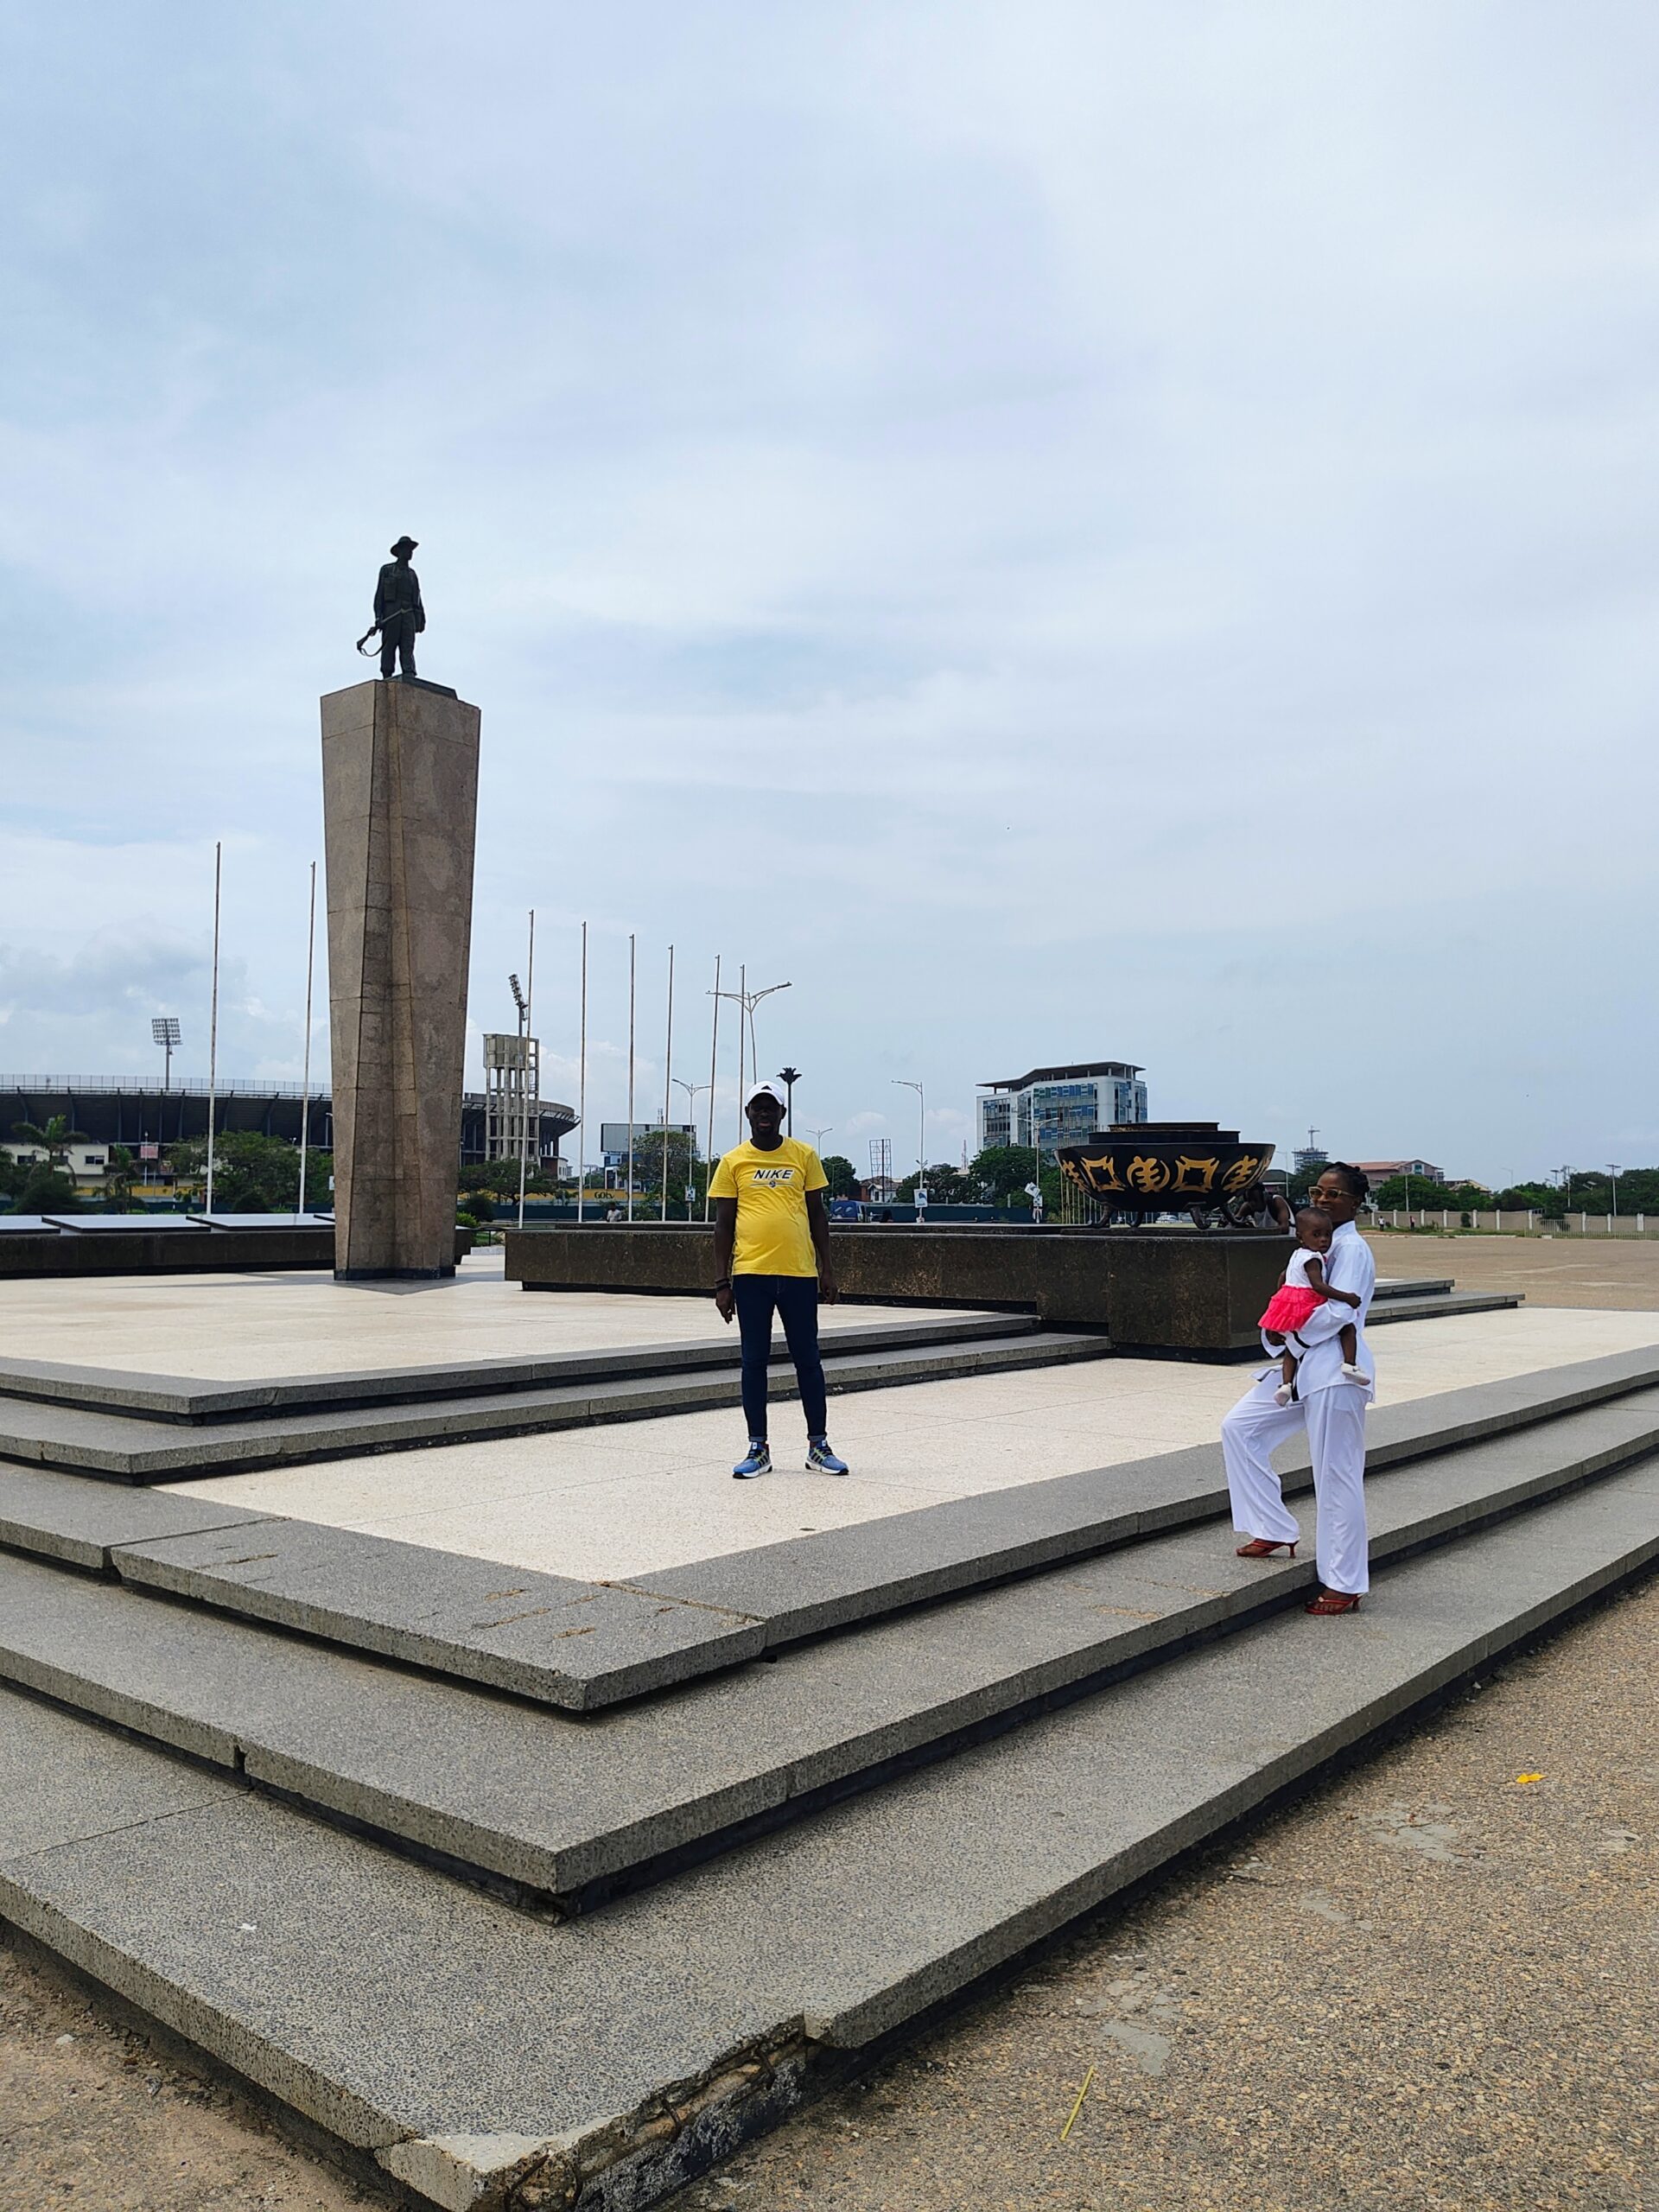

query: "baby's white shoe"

left=1340, top=1361, right=1366, bottom=1384
left=1274, top=1382, right=1294, bottom=1406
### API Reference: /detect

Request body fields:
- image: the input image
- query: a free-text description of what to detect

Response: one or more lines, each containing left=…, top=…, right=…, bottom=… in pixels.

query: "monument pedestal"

left=322, top=679, right=480, bottom=1280
left=503, top=1224, right=1289, bottom=1357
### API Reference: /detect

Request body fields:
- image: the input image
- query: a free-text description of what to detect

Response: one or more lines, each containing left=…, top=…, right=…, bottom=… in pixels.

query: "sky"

left=2, top=1, right=1656, bottom=1186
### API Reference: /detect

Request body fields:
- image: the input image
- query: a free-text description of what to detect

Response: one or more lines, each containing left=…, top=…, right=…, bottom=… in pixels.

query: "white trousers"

left=1220, top=1377, right=1370, bottom=1596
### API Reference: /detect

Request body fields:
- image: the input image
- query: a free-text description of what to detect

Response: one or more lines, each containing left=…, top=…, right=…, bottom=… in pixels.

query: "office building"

left=976, top=1061, right=1147, bottom=1164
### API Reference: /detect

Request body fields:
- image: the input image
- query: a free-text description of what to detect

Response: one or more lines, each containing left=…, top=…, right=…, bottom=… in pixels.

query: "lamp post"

left=777, top=1065, right=802, bottom=1136
left=709, top=976, right=791, bottom=1132
left=892, top=1078, right=925, bottom=1191
left=1609, top=1163, right=1622, bottom=1232
left=807, top=1124, right=833, bottom=1155
left=674, top=1077, right=710, bottom=1216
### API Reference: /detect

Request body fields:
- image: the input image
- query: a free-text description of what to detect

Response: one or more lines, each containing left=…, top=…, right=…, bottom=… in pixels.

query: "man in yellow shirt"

left=709, top=1081, right=847, bottom=1478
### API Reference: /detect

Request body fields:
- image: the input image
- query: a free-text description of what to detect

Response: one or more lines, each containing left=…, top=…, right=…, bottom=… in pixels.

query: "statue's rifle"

left=355, top=623, right=382, bottom=657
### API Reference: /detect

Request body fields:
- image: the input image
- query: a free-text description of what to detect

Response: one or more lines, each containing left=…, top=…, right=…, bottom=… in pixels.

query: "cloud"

left=2, top=3, right=1657, bottom=1182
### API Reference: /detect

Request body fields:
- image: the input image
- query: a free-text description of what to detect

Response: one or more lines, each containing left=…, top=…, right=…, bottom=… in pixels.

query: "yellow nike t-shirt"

left=708, top=1138, right=827, bottom=1276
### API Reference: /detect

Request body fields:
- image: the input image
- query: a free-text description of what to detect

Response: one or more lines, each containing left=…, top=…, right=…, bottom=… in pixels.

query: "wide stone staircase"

left=4, top=1342, right=1649, bottom=2212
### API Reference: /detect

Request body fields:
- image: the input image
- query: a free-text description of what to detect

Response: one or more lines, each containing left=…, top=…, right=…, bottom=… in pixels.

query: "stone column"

left=321, top=679, right=480, bottom=1280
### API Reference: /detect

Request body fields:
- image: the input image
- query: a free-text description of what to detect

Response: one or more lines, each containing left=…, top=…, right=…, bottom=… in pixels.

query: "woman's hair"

left=1324, top=1161, right=1370, bottom=1199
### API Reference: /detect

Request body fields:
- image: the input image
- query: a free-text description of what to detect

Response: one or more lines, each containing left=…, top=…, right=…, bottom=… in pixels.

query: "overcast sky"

left=3, top=3, right=1656, bottom=1185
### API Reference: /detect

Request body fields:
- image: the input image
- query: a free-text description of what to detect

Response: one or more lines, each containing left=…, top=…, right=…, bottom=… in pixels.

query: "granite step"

left=4, top=1459, right=1657, bottom=2212
left=0, top=1311, right=1040, bottom=1423
left=1, top=1390, right=1655, bottom=1910
left=87, top=1347, right=1659, bottom=1708
left=0, top=1326, right=1111, bottom=1484
left=1366, top=1289, right=1522, bottom=1325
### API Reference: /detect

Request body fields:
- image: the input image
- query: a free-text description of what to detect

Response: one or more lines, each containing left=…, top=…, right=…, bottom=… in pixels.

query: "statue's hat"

left=390, top=535, right=418, bottom=555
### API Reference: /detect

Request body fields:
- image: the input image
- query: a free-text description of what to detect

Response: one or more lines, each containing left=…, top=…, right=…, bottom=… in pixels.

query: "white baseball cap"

left=745, top=1081, right=785, bottom=1109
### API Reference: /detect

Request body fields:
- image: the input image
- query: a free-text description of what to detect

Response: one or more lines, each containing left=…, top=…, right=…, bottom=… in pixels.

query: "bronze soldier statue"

left=370, top=536, right=425, bottom=678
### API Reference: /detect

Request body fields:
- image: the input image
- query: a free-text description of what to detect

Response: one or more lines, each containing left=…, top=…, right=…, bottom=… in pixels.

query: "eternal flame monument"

left=321, top=539, right=480, bottom=1278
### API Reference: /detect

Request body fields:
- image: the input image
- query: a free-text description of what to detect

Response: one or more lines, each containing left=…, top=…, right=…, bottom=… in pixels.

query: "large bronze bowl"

left=1058, top=1121, right=1276, bottom=1223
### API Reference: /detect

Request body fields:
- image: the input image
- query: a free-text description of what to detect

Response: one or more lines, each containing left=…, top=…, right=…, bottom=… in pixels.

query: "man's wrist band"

left=713, top=1277, right=732, bottom=1291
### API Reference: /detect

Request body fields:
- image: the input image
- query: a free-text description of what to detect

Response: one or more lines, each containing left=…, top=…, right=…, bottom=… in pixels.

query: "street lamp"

left=709, top=975, right=791, bottom=1137
left=892, top=1078, right=925, bottom=1188
left=674, top=1078, right=711, bottom=1213
left=807, top=1124, right=833, bottom=1155
left=1608, top=1163, right=1622, bottom=1228
left=151, top=1016, right=181, bottom=1091
left=777, top=1065, right=802, bottom=1135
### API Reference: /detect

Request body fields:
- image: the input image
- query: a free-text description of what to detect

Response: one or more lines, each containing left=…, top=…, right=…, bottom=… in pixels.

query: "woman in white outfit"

left=1220, top=1164, right=1376, bottom=1614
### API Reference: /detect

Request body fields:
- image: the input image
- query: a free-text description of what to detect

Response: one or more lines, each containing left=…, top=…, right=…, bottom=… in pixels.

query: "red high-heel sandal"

left=1235, top=1537, right=1296, bottom=1559
left=1305, top=1588, right=1362, bottom=1614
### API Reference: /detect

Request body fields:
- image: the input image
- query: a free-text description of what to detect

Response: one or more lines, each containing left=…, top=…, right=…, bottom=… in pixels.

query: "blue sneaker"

left=805, top=1437, right=849, bottom=1477
left=733, top=1440, right=772, bottom=1479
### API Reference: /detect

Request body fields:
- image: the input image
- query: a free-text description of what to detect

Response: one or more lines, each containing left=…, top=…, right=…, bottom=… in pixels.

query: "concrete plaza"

left=3, top=1235, right=1656, bottom=2212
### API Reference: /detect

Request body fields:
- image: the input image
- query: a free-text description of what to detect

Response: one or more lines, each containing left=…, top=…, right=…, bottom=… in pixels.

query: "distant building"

left=2, top=1075, right=576, bottom=1187
left=976, top=1061, right=1147, bottom=1165
left=1293, top=1143, right=1328, bottom=1175
left=1354, top=1158, right=1445, bottom=1187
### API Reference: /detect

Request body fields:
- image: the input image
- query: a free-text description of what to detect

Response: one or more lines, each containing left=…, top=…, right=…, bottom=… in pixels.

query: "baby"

left=1260, top=1205, right=1364, bottom=1404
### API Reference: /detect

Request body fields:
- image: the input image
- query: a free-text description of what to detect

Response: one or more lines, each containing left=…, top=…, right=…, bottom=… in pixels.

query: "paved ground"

left=1366, top=1231, right=1659, bottom=1313
left=6, top=1234, right=1656, bottom=2209
left=168, top=1305, right=1659, bottom=1581
left=0, top=1251, right=963, bottom=1380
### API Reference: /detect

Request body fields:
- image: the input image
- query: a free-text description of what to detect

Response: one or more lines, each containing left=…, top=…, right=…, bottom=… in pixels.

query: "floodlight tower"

left=151, top=1016, right=181, bottom=1090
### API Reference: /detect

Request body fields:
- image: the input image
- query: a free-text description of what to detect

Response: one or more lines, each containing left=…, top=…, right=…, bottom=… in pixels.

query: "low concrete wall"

left=0, top=1228, right=475, bottom=1279
left=504, top=1224, right=1289, bottom=1356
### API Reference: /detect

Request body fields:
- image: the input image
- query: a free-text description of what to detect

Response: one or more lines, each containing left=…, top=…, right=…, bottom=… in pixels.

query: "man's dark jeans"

left=732, top=1274, right=827, bottom=1440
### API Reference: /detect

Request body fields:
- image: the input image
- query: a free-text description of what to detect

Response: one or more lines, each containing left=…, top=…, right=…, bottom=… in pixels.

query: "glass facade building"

left=975, top=1062, right=1147, bottom=1164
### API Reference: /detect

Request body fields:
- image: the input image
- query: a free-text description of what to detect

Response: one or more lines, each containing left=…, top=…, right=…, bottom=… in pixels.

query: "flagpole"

left=296, top=858, right=315, bottom=1215
left=626, top=932, right=637, bottom=1222
left=735, top=961, right=746, bottom=1147
left=704, top=954, right=721, bottom=1221
left=205, top=840, right=221, bottom=1217
left=517, top=908, right=535, bottom=1228
left=660, top=944, right=674, bottom=1223
left=575, top=922, right=588, bottom=1222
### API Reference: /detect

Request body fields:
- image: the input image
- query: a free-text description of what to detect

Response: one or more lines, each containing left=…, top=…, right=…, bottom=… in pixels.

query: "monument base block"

left=503, top=1225, right=1288, bottom=1358
left=322, top=679, right=480, bottom=1283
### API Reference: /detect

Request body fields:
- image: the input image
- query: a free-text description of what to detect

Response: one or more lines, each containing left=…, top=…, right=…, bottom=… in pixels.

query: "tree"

left=102, top=1143, right=138, bottom=1211
left=819, top=1154, right=859, bottom=1199
left=15, top=1164, right=80, bottom=1214
left=899, top=1162, right=969, bottom=1204
left=168, top=1132, right=333, bottom=1211
left=1370, top=1176, right=1492, bottom=1214
left=969, top=1145, right=1040, bottom=1206
left=629, top=1128, right=702, bottom=1201
left=10, top=1116, right=89, bottom=1173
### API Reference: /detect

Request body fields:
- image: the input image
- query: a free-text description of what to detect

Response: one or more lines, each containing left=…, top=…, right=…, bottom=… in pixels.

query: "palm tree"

left=10, top=1116, right=90, bottom=1171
